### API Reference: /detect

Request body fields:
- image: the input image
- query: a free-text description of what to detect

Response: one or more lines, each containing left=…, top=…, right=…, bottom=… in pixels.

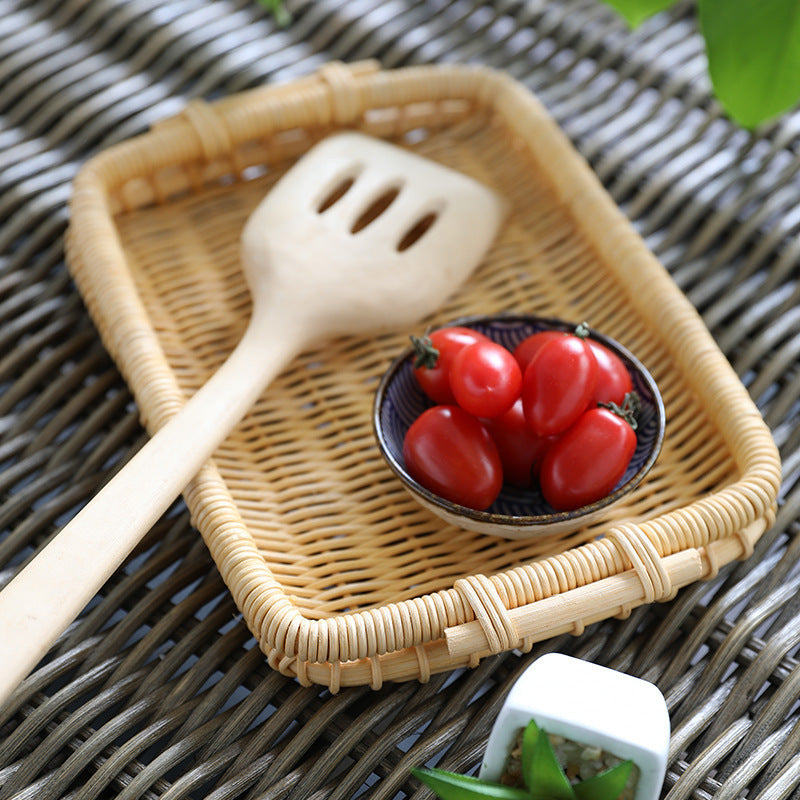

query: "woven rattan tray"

left=66, top=61, right=781, bottom=690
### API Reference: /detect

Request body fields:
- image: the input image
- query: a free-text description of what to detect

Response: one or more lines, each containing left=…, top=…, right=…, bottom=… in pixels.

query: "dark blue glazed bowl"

left=373, top=314, right=665, bottom=538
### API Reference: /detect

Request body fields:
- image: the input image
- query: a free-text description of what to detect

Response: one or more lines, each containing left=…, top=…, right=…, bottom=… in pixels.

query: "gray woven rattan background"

left=2, top=0, right=800, bottom=798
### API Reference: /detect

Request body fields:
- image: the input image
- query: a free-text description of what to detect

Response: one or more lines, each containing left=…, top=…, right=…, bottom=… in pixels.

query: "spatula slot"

left=317, top=176, right=357, bottom=213
left=397, top=210, right=439, bottom=251
left=350, top=186, right=402, bottom=233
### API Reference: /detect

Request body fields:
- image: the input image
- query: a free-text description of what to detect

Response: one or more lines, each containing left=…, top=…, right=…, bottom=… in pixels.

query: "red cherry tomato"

left=513, top=330, right=563, bottom=373
left=522, top=331, right=598, bottom=436
left=588, top=340, right=633, bottom=406
left=402, top=405, right=503, bottom=510
left=450, top=340, right=522, bottom=418
left=481, top=399, right=557, bottom=488
left=412, top=327, right=491, bottom=405
left=540, top=407, right=637, bottom=511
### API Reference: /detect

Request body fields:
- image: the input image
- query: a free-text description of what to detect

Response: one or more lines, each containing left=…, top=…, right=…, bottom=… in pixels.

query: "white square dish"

left=480, top=653, right=670, bottom=800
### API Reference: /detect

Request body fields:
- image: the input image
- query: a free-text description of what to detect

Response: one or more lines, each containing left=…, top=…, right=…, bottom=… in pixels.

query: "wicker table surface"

left=1, top=2, right=799, bottom=799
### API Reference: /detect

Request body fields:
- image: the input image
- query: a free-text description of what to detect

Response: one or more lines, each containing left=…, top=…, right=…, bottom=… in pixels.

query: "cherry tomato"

left=402, top=405, right=503, bottom=510
left=513, top=330, right=563, bottom=373
left=588, top=340, right=633, bottom=407
left=539, top=407, right=637, bottom=511
left=481, top=399, right=557, bottom=488
left=412, top=327, right=491, bottom=405
left=522, top=331, right=598, bottom=436
left=450, top=340, right=522, bottom=418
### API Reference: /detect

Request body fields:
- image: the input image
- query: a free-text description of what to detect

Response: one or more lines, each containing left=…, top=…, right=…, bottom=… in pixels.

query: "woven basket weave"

left=65, top=61, right=781, bottom=690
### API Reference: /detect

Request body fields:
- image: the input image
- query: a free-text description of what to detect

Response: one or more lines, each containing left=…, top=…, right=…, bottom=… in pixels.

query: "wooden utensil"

left=0, top=132, right=503, bottom=702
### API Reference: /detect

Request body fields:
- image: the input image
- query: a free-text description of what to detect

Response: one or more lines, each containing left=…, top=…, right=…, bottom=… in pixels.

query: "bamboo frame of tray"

left=65, top=61, right=781, bottom=690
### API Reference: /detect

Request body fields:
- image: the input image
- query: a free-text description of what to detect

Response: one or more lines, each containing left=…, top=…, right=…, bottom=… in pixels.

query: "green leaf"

left=600, top=0, right=677, bottom=27
left=521, top=722, right=576, bottom=800
left=699, top=0, right=800, bottom=127
left=411, top=768, right=531, bottom=800
left=521, top=720, right=541, bottom=792
left=256, top=0, right=291, bottom=26
left=574, top=761, right=634, bottom=800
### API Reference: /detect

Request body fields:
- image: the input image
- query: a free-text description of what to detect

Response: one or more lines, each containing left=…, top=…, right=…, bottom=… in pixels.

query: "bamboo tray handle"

left=444, top=519, right=766, bottom=659
left=0, top=316, right=295, bottom=705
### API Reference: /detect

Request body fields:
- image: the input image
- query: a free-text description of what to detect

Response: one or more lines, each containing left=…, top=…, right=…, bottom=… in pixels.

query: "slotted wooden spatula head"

left=240, top=132, right=505, bottom=344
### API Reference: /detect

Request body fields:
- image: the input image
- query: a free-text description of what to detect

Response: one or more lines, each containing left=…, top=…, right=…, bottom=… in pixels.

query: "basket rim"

left=65, top=61, right=782, bottom=689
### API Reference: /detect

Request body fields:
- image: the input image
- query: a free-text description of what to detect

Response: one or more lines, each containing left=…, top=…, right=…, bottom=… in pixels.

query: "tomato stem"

left=574, top=322, right=591, bottom=339
left=599, top=391, right=641, bottom=430
left=410, top=333, right=440, bottom=369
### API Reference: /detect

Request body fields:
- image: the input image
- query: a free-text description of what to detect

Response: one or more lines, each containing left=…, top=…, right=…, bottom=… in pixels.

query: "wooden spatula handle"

left=0, top=318, right=293, bottom=705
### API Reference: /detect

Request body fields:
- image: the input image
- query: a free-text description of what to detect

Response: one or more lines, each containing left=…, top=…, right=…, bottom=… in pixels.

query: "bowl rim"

left=372, top=313, right=666, bottom=529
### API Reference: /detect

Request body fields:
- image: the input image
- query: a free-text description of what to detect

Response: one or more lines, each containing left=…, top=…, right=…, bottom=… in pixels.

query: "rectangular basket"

left=65, top=61, right=781, bottom=690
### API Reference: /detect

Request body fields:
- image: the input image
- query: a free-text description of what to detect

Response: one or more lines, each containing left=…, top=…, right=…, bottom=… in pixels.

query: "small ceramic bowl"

left=372, top=314, right=665, bottom=538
